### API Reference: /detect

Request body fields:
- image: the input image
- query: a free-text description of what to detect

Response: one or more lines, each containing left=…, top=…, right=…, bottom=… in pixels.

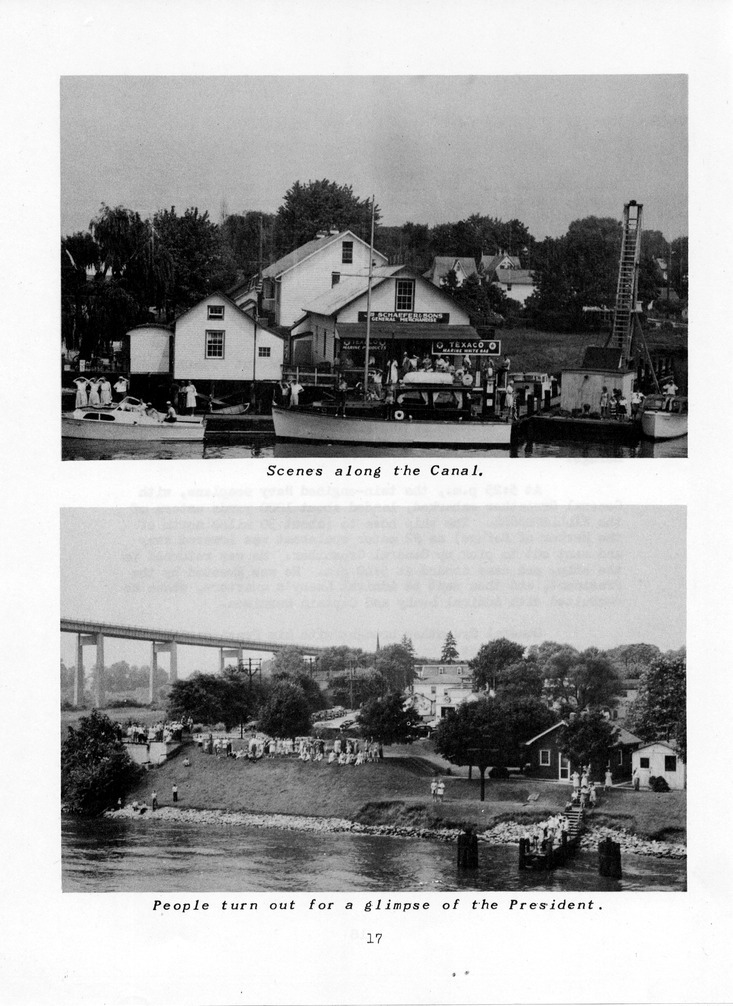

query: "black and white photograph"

left=60, top=75, right=688, bottom=461
left=61, top=506, right=686, bottom=894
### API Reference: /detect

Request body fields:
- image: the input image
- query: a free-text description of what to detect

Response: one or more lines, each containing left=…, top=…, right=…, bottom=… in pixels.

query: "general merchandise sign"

left=357, top=311, right=450, bottom=324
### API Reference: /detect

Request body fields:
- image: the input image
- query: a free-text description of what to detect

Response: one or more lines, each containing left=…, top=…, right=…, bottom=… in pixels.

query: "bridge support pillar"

left=150, top=643, right=157, bottom=705
left=169, top=640, right=178, bottom=683
left=221, top=647, right=239, bottom=672
left=94, top=633, right=105, bottom=708
left=74, top=636, right=85, bottom=706
left=152, top=640, right=178, bottom=695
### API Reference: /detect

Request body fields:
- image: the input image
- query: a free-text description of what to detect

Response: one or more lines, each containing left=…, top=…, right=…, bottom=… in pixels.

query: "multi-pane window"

left=539, top=749, right=551, bottom=766
left=205, top=330, right=225, bottom=358
left=258, top=346, right=271, bottom=358
left=395, top=279, right=415, bottom=312
left=207, top=304, right=225, bottom=319
left=342, top=241, right=353, bottom=264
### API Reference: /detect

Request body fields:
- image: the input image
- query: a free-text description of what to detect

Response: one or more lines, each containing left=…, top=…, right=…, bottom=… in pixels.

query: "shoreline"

left=104, top=805, right=686, bottom=860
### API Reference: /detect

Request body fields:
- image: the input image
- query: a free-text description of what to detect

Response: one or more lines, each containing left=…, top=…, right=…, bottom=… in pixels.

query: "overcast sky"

left=61, top=506, right=685, bottom=676
left=60, top=75, right=687, bottom=241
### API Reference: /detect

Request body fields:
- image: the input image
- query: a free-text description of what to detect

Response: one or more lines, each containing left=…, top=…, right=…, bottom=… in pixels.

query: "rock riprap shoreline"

left=106, top=806, right=686, bottom=860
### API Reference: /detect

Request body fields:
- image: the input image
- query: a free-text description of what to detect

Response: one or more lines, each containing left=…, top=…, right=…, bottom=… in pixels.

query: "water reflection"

left=62, top=434, right=687, bottom=462
left=62, top=818, right=685, bottom=893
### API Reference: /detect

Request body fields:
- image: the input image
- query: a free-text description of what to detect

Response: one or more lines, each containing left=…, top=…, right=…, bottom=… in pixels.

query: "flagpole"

left=363, top=196, right=375, bottom=401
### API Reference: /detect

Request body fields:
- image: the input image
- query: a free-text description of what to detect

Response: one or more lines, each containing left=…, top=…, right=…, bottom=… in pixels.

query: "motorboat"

left=272, top=381, right=512, bottom=447
left=639, top=394, right=688, bottom=440
left=62, top=396, right=205, bottom=441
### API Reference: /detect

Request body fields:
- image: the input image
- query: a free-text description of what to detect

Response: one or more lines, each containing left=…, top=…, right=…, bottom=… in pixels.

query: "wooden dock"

left=518, top=808, right=585, bottom=871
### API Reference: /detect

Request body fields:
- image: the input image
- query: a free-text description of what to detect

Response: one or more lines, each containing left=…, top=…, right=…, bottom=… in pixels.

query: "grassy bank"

left=128, top=744, right=685, bottom=843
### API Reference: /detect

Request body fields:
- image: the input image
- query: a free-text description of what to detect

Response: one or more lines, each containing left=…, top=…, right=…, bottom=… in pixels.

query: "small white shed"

left=127, top=324, right=173, bottom=374
left=632, top=741, right=686, bottom=790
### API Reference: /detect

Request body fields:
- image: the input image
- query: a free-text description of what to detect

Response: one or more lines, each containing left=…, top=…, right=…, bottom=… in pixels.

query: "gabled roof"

left=425, top=256, right=479, bottom=284
left=173, top=290, right=284, bottom=340
left=634, top=739, right=681, bottom=754
left=300, top=265, right=402, bottom=316
left=613, top=727, right=643, bottom=747
left=524, top=721, right=566, bottom=746
left=481, top=253, right=522, bottom=274
left=262, top=230, right=387, bottom=281
left=494, top=268, right=535, bottom=285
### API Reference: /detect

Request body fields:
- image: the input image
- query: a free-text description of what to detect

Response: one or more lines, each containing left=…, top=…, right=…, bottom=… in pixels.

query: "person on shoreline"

left=430, top=777, right=438, bottom=802
left=151, top=790, right=158, bottom=811
left=172, top=784, right=178, bottom=803
left=604, top=766, right=613, bottom=791
left=632, top=767, right=640, bottom=791
left=436, top=778, right=445, bottom=802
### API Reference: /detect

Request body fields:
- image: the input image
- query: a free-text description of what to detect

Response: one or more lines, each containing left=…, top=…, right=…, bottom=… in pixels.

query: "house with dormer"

left=228, top=230, right=388, bottom=331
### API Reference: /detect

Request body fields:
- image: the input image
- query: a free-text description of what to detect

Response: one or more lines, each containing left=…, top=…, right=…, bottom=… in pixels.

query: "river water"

left=62, top=434, right=687, bottom=461
left=62, top=817, right=685, bottom=893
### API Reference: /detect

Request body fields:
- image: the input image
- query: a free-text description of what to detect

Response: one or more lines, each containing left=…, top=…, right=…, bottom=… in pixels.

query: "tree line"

left=62, top=177, right=687, bottom=360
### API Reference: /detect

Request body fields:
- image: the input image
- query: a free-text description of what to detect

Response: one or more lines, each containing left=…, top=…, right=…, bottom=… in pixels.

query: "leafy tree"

left=399, top=635, right=415, bottom=658
left=493, top=696, right=557, bottom=766
left=219, top=664, right=267, bottom=734
left=329, top=671, right=387, bottom=708
left=538, top=645, right=621, bottom=712
left=315, top=646, right=371, bottom=675
left=271, top=646, right=307, bottom=677
left=272, top=670, right=327, bottom=717
left=259, top=681, right=312, bottom=739
left=167, top=673, right=227, bottom=725
left=375, top=643, right=416, bottom=692
left=61, top=710, right=144, bottom=815
left=221, top=210, right=277, bottom=280
left=434, top=699, right=500, bottom=801
left=470, top=638, right=525, bottom=692
left=358, top=691, right=420, bottom=746
left=626, top=649, right=686, bottom=758
left=559, top=711, right=617, bottom=778
left=494, top=660, right=544, bottom=701
left=440, top=631, right=459, bottom=664
left=605, top=643, right=661, bottom=680
left=275, top=179, right=379, bottom=255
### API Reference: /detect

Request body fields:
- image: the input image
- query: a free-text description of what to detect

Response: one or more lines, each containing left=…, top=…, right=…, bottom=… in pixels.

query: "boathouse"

left=228, top=230, right=388, bottom=331
left=560, top=346, right=635, bottom=414
left=631, top=741, right=686, bottom=790
left=523, top=722, right=570, bottom=780
left=173, top=291, right=284, bottom=394
left=290, top=266, right=492, bottom=373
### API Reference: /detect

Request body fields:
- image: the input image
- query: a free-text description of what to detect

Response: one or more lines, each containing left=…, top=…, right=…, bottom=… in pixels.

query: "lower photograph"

left=60, top=505, right=686, bottom=893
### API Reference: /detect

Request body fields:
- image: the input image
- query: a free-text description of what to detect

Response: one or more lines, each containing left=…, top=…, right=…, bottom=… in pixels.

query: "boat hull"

left=640, top=412, right=688, bottom=440
left=62, top=415, right=204, bottom=442
left=272, top=405, right=512, bottom=446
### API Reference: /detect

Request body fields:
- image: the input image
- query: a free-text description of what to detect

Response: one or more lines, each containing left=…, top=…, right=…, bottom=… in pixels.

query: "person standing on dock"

left=99, top=377, right=113, bottom=406
left=88, top=379, right=101, bottom=407
left=172, top=784, right=178, bottom=803
left=631, top=387, right=645, bottom=419
left=600, top=386, right=610, bottom=419
left=73, top=377, right=90, bottom=408
left=113, top=376, right=129, bottom=401
left=151, top=790, right=158, bottom=811
left=183, top=380, right=198, bottom=415
left=504, top=383, right=515, bottom=422
left=289, top=379, right=303, bottom=407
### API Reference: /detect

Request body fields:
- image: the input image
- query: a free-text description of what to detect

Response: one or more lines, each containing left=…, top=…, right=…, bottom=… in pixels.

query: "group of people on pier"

left=523, top=814, right=570, bottom=853
left=73, top=375, right=129, bottom=408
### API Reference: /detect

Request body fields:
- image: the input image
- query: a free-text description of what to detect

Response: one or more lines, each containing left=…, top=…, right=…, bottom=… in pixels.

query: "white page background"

left=2, top=1, right=732, bottom=1003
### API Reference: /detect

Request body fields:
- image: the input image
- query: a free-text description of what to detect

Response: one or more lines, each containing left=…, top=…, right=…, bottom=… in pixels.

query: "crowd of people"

left=73, top=375, right=129, bottom=408
left=125, top=719, right=189, bottom=745
left=194, top=731, right=384, bottom=765
left=523, top=813, right=571, bottom=853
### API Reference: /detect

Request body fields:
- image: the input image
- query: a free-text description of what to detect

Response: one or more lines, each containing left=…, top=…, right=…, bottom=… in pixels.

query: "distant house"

left=173, top=291, right=284, bottom=390
left=410, top=663, right=478, bottom=722
left=228, top=230, right=388, bottom=331
left=424, top=256, right=478, bottom=288
left=492, top=268, right=536, bottom=305
left=631, top=741, right=686, bottom=790
left=479, top=252, right=522, bottom=278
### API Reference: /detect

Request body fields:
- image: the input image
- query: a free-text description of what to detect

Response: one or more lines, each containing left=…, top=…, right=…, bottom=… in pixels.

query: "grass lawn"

left=127, top=744, right=685, bottom=842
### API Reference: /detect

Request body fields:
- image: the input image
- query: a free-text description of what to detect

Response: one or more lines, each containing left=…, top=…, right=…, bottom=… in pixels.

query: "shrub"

left=489, top=766, right=510, bottom=779
left=649, top=775, right=670, bottom=793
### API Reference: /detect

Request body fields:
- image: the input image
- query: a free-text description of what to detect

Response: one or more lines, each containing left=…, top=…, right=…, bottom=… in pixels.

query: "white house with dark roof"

left=480, top=252, right=522, bottom=277
left=631, top=741, right=686, bottom=790
left=289, top=266, right=488, bottom=370
left=229, top=230, right=388, bottom=330
left=173, top=291, right=284, bottom=386
left=424, top=256, right=479, bottom=288
left=493, top=268, right=536, bottom=304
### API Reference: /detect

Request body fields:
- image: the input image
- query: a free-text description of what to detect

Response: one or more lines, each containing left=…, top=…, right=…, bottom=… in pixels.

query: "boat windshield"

left=643, top=395, right=666, bottom=412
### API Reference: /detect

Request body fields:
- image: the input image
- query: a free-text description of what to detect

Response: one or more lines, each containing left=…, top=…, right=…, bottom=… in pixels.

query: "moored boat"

left=272, top=382, right=512, bottom=447
left=62, top=397, right=205, bottom=442
left=639, top=394, right=688, bottom=440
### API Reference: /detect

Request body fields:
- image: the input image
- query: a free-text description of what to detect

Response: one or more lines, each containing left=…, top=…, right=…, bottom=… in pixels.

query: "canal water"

left=62, top=817, right=685, bottom=893
left=62, top=434, right=688, bottom=461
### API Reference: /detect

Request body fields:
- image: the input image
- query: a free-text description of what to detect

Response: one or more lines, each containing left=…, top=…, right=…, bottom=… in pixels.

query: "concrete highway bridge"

left=61, top=617, right=325, bottom=707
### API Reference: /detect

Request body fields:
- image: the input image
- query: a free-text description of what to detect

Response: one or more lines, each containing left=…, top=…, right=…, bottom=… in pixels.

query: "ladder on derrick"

left=606, top=201, right=643, bottom=362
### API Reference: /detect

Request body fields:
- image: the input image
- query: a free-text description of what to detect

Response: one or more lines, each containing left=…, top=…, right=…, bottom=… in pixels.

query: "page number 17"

left=367, top=933, right=383, bottom=944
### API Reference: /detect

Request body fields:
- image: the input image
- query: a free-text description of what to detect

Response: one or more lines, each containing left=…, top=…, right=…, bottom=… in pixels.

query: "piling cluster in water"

left=106, top=805, right=685, bottom=859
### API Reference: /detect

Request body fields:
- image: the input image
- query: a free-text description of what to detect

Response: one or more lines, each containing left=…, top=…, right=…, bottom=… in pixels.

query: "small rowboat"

left=62, top=397, right=204, bottom=442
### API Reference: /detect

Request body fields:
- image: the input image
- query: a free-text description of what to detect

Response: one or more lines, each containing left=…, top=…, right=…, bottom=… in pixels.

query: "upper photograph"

left=60, top=76, right=688, bottom=461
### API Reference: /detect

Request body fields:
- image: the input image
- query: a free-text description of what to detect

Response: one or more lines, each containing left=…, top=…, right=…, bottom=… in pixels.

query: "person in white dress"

left=99, top=377, right=113, bottom=405
left=184, top=381, right=198, bottom=414
left=88, top=379, right=101, bottom=406
left=73, top=377, right=89, bottom=408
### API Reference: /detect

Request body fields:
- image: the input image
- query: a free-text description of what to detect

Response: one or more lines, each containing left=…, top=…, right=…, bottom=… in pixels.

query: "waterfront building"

left=560, top=346, right=635, bottom=414
left=126, top=323, right=173, bottom=375
left=173, top=291, right=284, bottom=393
left=229, top=230, right=388, bottom=331
left=631, top=741, right=686, bottom=790
left=290, top=266, right=490, bottom=373
left=524, top=722, right=572, bottom=780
